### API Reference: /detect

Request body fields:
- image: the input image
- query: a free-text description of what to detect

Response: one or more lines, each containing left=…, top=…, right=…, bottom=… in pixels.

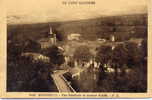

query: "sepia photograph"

left=4, top=0, right=150, bottom=96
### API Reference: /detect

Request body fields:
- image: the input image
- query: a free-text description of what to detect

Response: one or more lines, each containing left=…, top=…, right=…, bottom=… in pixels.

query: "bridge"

left=51, top=70, right=76, bottom=92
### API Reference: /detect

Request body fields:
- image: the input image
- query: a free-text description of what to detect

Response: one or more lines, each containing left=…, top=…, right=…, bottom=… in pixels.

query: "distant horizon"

left=7, top=12, right=147, bottom=25
left=6, top=0, right=147, bottom=24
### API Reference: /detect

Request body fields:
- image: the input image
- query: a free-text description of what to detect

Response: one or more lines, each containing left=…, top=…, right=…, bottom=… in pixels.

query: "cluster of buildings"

left=38, top=27, right=57, bottom=49
left=21, top=52, right=50, bottom=63
left=26, top=27, right=121, bottom=79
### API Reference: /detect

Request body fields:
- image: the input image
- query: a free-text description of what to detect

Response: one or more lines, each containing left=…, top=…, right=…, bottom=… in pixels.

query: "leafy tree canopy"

left=73, top=45, right=93, bottom=62
left=47, top=45, right=65, bottom=66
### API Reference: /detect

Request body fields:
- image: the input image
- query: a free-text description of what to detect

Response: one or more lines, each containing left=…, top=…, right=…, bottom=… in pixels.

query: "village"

left=7, top=12, right=147, bottom=92
left=17, top=25, right=145, bottom=92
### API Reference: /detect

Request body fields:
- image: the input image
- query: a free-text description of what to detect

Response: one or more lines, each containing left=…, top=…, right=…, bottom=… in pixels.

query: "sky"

left=6, top=0, right=148, bottom=24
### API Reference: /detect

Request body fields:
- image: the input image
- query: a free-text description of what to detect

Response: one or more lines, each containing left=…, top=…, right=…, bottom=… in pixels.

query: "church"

left=49, top=27, right=56, bottom=45
left=38, top=27, right=57, bottom=49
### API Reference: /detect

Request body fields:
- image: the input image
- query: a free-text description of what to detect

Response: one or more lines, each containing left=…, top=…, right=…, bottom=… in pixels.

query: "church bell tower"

left=49, top=27, right=56, bottom=45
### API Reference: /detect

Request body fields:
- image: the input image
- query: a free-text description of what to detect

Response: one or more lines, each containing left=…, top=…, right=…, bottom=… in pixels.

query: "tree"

left=141, top=39, right=147, bottom=72
left=73, top=45, right=93, bottom=63
left=95, top=45, right=112, bottom=80
left=111, top=44, right=128, bottom=79
left=141, top=39, right=147, bottom=58
left=23, top=39, right=41, bottom=53
left=8, top=41, right=22, bottom=60
left=47, top=45, right=65, bottom=66
left=96, top=45, right=112, bottom=65
left=124, top=42, right=143, bottom=68
left=67, top=58, right=75, bottom=68
left=52, top=28, right=65, bottom=41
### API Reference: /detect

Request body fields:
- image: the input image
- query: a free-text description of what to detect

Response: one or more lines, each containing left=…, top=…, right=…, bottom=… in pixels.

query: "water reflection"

left=72, top=67, right=100, bottom=92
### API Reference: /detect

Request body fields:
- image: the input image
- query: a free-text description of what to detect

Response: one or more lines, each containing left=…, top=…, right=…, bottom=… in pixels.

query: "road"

left=51, top=70, right=74, bottom=92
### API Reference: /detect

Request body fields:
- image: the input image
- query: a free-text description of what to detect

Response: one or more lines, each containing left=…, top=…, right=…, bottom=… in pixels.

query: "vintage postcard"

left=0, top=0, right=152, bottom=98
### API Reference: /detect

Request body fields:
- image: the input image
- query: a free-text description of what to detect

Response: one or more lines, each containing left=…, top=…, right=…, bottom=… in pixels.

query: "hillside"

left=7, top=13, right=147, bottom=42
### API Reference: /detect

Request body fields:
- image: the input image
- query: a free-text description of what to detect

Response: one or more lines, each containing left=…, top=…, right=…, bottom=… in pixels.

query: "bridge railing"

left=51, top=74, right=61, bottom=92
left=60, top=75, right=76, bottom=92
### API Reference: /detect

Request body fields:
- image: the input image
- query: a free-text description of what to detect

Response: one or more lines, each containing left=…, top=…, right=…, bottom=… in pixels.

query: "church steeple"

left=49, top=27, right=53, bottom=35
left=49, top=27, right=56, bottom=45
